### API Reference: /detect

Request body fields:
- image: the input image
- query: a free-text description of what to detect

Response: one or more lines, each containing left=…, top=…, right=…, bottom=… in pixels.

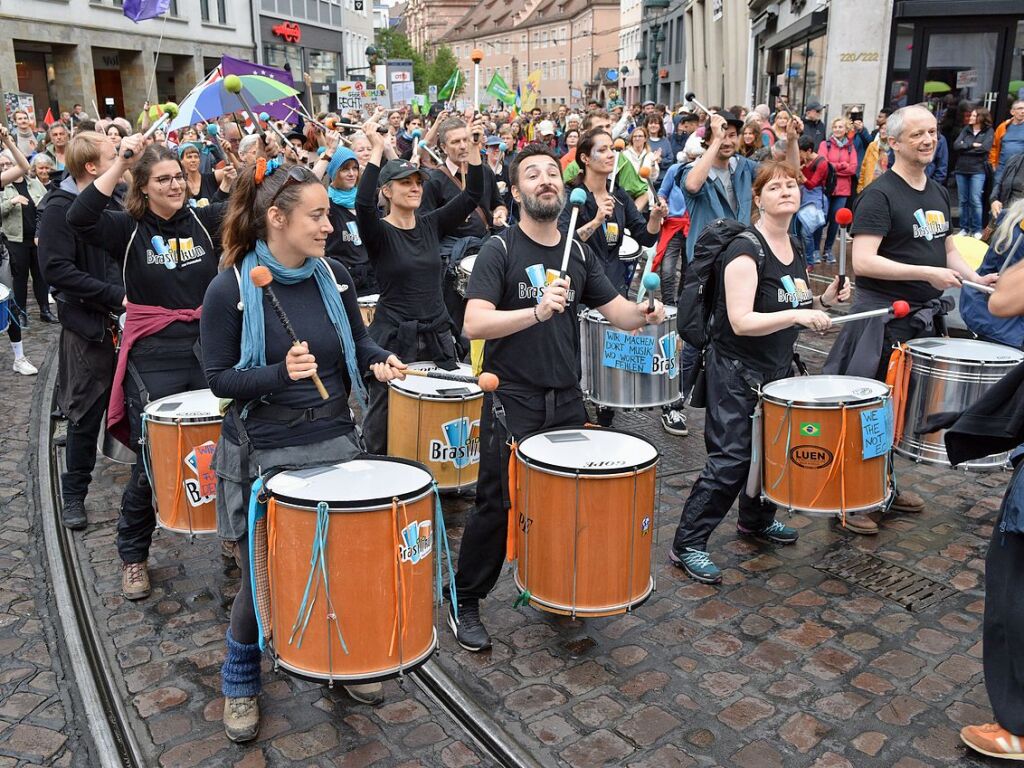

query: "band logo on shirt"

left=520, top=264, right=576, bottom=304
left=778, top=276, right=813, bottom=308
left=147, top=236, right=207, bottom=267
left=912, top=209, right=949, bottom=241
left=344, top=221, right=362, bottom=246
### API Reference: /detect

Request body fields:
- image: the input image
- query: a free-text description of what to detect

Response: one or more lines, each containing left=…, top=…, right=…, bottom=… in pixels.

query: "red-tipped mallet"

left=835, top=207, right=853, bottom=299
left=249, top=266, right=330, bottom=400
left=828, top=300, right=911, bottom=326
left=401, top=368, right=499, bottom=391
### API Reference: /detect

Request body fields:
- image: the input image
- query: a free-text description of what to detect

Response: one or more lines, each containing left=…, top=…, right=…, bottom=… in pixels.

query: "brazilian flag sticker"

left=800, top=422, right=822, bottom=437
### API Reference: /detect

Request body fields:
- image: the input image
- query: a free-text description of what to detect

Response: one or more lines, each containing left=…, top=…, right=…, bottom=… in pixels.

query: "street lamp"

left=643, top=0, right=669, bottom=103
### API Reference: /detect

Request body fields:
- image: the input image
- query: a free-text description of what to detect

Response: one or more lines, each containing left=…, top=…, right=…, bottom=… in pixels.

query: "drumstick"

left=638, top=165, right=658, bottom=209
left=561, top=188, right=588, bottom=276
left=401, top=368, right=499, bottom=392
left=684, top=91, right=714, bottom=118
left=825, top=300, right=911, bottom=327
left=418, top=140, right=444, bottom=165
left=249, top=266, right=330, bottom=400
left=410, top=129, right=423, bottom=163
left=835, top=207, right=853, bottom=299
left=608, top=138, right=626, bottom=192
left=961, top=279, right=995, bottom=295
left=641, top=273, right=660, bottom=313
left=125, top=102, right=179, bottom=159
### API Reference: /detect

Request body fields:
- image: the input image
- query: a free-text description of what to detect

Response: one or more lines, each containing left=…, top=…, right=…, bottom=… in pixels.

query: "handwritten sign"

left=602, top=330, right=655, bottom=374
left=860, top=400, right=894, bottom=460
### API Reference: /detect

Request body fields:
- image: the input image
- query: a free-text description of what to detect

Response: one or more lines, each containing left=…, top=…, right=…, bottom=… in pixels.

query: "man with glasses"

left=990, top=99, right=1024, bottom=189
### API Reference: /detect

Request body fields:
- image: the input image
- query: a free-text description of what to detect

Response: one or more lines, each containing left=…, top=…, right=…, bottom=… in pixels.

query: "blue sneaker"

left=737, top=519, right=799, bottom=545
left=669, top=547, right=722, bottom=584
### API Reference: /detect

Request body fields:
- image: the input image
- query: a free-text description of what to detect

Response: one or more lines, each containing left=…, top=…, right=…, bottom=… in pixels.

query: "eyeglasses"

left=268, top=165, right=314, bottom=208
left=153, top=173, right=186, bottom=187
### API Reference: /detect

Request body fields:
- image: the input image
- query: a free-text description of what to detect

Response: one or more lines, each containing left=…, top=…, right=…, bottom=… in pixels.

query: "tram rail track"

left=35, top=356, right=543, bottom=768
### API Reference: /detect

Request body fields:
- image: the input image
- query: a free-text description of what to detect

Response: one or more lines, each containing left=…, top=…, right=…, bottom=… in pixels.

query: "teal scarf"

left=328, top=186, right=356, bottom=208
left=235, top=240, right=367, bottom=409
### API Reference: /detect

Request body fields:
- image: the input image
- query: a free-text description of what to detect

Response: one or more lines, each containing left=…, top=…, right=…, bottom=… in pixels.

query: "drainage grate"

left=815, top=548, right=957, bottom=612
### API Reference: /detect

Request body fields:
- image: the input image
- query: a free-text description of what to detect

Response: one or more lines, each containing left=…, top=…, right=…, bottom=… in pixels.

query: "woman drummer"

left=356, top=114, right=485, bottom=455
left=66, top=133, right=235, bottom=601
left=668, top=160, right=849, bottom=584
left=324, top=145, right=378, bottom=295
left=202, top=157, right=406, bottom=742
left=179, top=142, right=227, bottom=207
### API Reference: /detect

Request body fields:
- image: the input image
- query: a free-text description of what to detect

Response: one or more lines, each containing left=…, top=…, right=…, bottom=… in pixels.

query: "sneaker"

left=344, top=682, right=385, bottom=705
left=13, top=357, right=38, bottom=376
left=61, top=498, right=88, bottom=530
left=121, top=561, right=151, bottom=601
left=840, top=514, right=879, bottom=535
left=891, top=491, right=924, bottom=513
left=973, top=231, right=984, bottom=240
left=737, top=519, right=798, bottom=545
left=958, top=228, right=970, bottom=237
left=669, top=547, right=722, bottom=584
left=960, top=722, right=1024, bottom=760
left=825, top=256, right=836, bottom=264
left=661, top=408, right=688, bottom=436
left=223, top=696, right=260, bottom=743
left=447, top=600, right=492, bottom=652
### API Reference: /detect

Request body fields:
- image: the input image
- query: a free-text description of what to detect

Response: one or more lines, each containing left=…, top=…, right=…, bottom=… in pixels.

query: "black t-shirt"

left=13, top=179, right=36, bottom=238
left=851, top=170, right=951, bottom=304
left=713, top=231, right=813, bottom=373
left=187, top=171, right=220, bottom=207
left=467, top=225, right=620, bottom=392
left=421, top=163, right=502, bottom=239
left=326, top=202, right=373, bottom=281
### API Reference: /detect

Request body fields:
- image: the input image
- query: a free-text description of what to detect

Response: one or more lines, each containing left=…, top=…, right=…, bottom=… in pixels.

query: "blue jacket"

left=658, top=163, right=688, bottom=218
left=679, top=155, right=757, bottom=260
left=852, top=126, right=873, bottom=173
left=960, top=228, right=1024, bottom=349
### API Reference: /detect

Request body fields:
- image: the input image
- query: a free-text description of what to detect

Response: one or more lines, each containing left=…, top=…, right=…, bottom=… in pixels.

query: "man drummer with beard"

left=823, top=105, right=996, bottom=533
left=448, top=145, right=666, bottom=650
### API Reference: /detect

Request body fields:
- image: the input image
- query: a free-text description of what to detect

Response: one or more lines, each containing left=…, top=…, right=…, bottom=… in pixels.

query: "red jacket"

left=817, top=137, right=858, bottom=197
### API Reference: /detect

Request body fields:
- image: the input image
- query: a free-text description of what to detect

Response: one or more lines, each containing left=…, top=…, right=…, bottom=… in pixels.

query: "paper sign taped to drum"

left=183, top=441, right=217, bottom=507
left=602, top=330, right=656, bottom=374
left=861, top=401, right=894, bottom=460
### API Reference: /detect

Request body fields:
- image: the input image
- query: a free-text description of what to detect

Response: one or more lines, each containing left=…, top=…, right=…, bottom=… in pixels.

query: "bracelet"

left=819, top=297, right=832, bottom=310
left=322, top=154, right=333, bottom=163
left=533, top=306, right=542, bottom=323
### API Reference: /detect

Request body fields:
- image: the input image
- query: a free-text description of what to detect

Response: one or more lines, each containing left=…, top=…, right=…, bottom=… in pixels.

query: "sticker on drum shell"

left=429, top=417, right=481, bottom=469
left=399, top=520, right=433, bottom=564
left=789, top=445, right=834, bottom=469
left=183, top=441, right=217, bottom=507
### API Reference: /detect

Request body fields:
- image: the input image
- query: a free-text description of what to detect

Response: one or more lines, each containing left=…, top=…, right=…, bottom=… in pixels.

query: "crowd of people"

left=2, top=89, right=1024, bottom=757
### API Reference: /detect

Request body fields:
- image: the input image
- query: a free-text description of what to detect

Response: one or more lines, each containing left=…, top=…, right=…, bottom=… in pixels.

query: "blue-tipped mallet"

left=561, top=188, right=588, bottom=277
left=642, top=272, right=660, bottom=314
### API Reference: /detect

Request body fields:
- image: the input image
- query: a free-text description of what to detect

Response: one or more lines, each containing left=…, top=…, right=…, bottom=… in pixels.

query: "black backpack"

left=676, top=219, right=766, bottom=349
left=816, top=156, right=838, bottom=197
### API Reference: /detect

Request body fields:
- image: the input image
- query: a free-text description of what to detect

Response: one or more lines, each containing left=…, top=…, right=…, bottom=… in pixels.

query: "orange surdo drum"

left=387, top=362, right=483, bottom=491
left=357, top=293, right=378, bottom=327
left=760, top=376, right=893, bottom=516
left=261, top=458, right=439, bottom=682
left=142, top=389, right=222, bottom=534
left=512, top=427, right=659, bottom=617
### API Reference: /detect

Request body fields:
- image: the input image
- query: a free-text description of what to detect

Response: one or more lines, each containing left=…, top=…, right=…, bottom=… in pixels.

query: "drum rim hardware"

left=516, top=426, right=660, bottom=478
left=265, top=455, right=434, bottom=510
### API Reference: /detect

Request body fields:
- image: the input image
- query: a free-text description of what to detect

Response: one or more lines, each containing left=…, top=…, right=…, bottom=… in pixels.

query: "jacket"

left=989, top=118, right=1020, bottom=169
left=1, top=177, right=47, bottom=243
left=953, top=126, right=994, bottom=175
left=858, top=137, right=889, bottom=194
left=817, top=137, right=858, bottom=197
left=680, top=154, right=757, bottom=260
left=991, top=152, right=1024, bottom=207
left=38, top=178, right=125, bottom=342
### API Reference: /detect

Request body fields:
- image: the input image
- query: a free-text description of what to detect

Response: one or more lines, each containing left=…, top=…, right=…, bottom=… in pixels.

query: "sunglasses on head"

left=269, top=165, right=315, bottom=207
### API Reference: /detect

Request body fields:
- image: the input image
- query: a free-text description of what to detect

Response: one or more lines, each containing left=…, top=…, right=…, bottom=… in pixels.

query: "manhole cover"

left=815, top=548, right=957, bottom=612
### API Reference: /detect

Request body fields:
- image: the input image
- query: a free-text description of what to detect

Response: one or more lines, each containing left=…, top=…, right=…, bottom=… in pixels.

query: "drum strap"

left=245, top=399, right=349, bottom=426
left=885, top=344, right=911, bottom=444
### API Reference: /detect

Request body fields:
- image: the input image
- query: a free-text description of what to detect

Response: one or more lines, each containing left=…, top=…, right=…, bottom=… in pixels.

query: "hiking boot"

left=960, top=722, right=1024, bottom=761
left=61, top=498, right=88, bottom=530
left=344, top=682, right=385, bottom=705
left=841, top=514, right=879, bottom=535
left=223, top=696, right=260, bottom=743
left=669, top=547, right=722, bottom=584
left=447, top=600, right=492, bottom=652
left=122, top=561, right=151, bottom=600
left=661, top=408, right=688, bottom=436
left=737, top=519, right=798, bottom=545
left=891, top=491, right=924, bottom=513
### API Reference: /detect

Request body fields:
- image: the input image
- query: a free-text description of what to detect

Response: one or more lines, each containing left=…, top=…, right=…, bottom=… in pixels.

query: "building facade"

left=637, top=0, right=688, bottom=107
left=403, top=0, right=477, bottom=54
left=619, top=0, right=643, bottom=105
left=1, top=0, right=254, bottom=121
left=683, top=0, right=750, bottom=110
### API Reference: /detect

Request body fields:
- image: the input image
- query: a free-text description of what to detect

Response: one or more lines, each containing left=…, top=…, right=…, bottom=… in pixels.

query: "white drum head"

left=118, top=313, right=126, bottom=331
left=144, top=389, right=222, bottom=421
left=389, top=362, right=481, bottom=397
left=357, top=293, right=379, bottom=306
left=618, top=236, right=641, bottom=259
left=267, top=458, right=434, bottom=508
left=0, top=284, right=9, bottom=301
left=459, top=255, right=477, bottom=275
left=762, top=376, right=889, bottom=405
left=518, top=428, right=659, bottom=474
left=907, top=337, right=1023, bottom=364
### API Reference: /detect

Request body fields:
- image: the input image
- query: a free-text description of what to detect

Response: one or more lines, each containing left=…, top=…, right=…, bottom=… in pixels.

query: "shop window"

left=924, top=31, right=998, bottom=113
left=1008, top=20, right=1023, bottom=104
left=888, top=23, right=914, bottom=111
left=776, top=33, right=827, bottom=115
left=265, top=44, right=303, bottom=77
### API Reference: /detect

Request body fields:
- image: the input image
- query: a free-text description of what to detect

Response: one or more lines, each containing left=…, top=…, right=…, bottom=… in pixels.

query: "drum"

left=897, top=338, right=1023, bottom=469
left=580, top=307, right=680, bottom=409
left=618, top=235, right=641, bottom=264
left=357, top=294, right=379, bottom=327
left=142, top=389, right=222, bottom=534
left=263, top=458, right=437, bottom=682
left=0, top=284, right=9, bottom=334
left=387, top=362, right=483, bottom=490
left=761, top=376, right=892, bottom=516
left=513, top=427, right=658, bottom=617
left=456, top=254, right=477, bottom=298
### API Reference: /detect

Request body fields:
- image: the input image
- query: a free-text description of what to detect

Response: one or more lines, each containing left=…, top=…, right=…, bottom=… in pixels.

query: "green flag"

left=486, top=72, right=516, bottom=104
left=437, top=68, right=461, bottom=101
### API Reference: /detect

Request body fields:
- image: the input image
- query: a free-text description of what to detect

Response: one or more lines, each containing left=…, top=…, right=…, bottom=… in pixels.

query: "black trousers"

left=454, top=390, right=588, bottom=602
left=985, top=504, right=1024, bottom=734
left=672, top=347, right=789, bottom=553
left=62, top=393, right=109, bottom=501
left=118, top=347, right=206, bottom=564
left=231, top=534, right=258, bottom=644
left=8, top=239, right=49, bottom=315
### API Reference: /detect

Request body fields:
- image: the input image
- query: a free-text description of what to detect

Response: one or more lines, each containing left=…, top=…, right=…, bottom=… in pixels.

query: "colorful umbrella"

left=168, top=74, right=298, bottom=130
left=923, top=80, right=951, bottom=95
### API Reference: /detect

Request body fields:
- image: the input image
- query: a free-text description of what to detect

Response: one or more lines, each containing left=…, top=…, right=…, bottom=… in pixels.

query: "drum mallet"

left=259, top=111, right=294, bottom=148
left=401, top=368, right=499, bottom=392
left=409, top=128, right=423, bottom=163
left=641, top=273, right=661, bottom=313
left=608, top=137, right=626, bottom=192
left=827, top=300, right=911, bottom=326
left=222, top=75, right=266, bottom=141
left=961, top=279, right=995, bottom=294
left=125, top=102, right=179, bottom=159
left=561, top=188, right=589, bottom=277
left=418, top=140, right=444, bottom=166
left=684, top=92, right=714, bottom=118
left=638, top=165, right=658, bottom=209
left=835, top=207, right=853, bottom=299
left=249, top=266, right=330, bottom=400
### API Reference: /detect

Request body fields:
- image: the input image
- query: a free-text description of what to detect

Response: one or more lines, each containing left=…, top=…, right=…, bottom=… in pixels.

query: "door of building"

left=94, top=70, right=125, bottom=119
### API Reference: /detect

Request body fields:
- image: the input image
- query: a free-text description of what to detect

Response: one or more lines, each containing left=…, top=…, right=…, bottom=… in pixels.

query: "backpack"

left=816, top=156, right=838, bottom=197
left=676, top=219, right=766, bottom=349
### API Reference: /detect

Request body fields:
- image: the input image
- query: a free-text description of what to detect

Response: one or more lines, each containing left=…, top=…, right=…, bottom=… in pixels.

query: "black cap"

left=718, top=111, right=745, bottom=132
left=379, top=159, right=427, bottom=185
left=806, top=102, right=823, bottom=113
left=676, top=111, right=698, bottom=122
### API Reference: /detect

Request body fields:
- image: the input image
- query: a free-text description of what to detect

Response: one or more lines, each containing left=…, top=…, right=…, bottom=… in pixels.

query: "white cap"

left=537, top=120, right=556, bottom=136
